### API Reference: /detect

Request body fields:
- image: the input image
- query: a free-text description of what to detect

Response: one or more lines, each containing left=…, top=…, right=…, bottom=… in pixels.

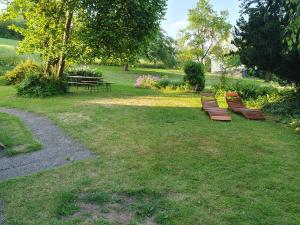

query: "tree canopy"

left=234, top=0, right=300, bottom=85
left=284, top=0, right=300, bottom=51
left=178, top=0, right=232, bottom=64
left=77, top=0, right=167, bottom=71
left=142, top=30, right=178, bottom=68
left=0, top=0, right=167, bottom=75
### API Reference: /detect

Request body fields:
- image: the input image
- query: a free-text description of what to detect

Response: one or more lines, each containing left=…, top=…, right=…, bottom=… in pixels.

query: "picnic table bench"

left=67, top=76, right=113, bottom=92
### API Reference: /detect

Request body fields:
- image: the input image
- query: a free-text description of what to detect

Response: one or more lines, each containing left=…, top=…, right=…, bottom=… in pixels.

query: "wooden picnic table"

left=67, top=76, right=113, bottom=92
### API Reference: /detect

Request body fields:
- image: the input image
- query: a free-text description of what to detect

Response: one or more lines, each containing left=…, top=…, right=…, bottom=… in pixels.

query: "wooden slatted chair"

left=200, top=92, right=231, bottom=121
left=226, top=92, right=265, bottom=120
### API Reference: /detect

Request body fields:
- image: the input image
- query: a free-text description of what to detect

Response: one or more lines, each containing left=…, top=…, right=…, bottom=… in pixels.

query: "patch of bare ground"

left=68, top=193, right=157, bottom=225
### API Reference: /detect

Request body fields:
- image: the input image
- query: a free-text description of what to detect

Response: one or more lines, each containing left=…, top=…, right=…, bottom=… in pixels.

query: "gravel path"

left=0, top=107, right=93, bottom=224
left=0, top=107, right=92, bottom=181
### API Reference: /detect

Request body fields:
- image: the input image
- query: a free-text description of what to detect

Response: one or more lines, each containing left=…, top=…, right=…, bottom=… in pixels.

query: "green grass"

left=0, top=38, right=39, bottom=76
left=0, top=112, right=42, bottom=156
left=0, top=38, right=18, bottom=57
left=0, top=39, right=299, bottom=224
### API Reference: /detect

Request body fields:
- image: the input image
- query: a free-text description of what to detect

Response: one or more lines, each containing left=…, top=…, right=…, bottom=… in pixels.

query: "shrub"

left=4, top=60, right=41, bottom=85
left=263, top=91, right=300, bottom=116
left=135, top=75, right=161, bottom=89
left=17, top=71, right=68, bottom=97
left=213, top=76, right=279, bottom=100
left=66, top=70, right=102, bottom=78
left=135, top=75, right=192, bottom=92
left=157, top=79, right=171, bottom=88
left=183, top=61, right=205, bottom=91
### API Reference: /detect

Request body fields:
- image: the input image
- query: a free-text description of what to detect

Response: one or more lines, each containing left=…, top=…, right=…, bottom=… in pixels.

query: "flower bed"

left=135, top=75, right=161, bottom=89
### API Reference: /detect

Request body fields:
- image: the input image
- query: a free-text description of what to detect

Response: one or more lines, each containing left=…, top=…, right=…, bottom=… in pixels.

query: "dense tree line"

left=0, top=20, right=25, bottom=40
left=0, top=0, right=167, bottom=76
left=234, top=0, right=300, bottom=85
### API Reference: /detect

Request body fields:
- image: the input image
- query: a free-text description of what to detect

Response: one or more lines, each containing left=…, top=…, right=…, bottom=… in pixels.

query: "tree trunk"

left=124, top=62, right=129, bottom=71
left=44, top=60, right=51, bottom=75
left=265, top=71, right=271, bottom=82
left=57, top=10, right=73, bottom=78
left=44, top=40, right=53, bottom=75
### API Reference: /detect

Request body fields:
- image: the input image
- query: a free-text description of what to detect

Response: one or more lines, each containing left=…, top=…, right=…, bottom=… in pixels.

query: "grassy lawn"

left=0, top=38, right=38, bottom=76
left=0, top=65, right=299, bottom=224
left=0, top=112, right=42, bottom=156
left=0, top=38, right=19, bottom=57
left=0, top=38, right=299, bottom=224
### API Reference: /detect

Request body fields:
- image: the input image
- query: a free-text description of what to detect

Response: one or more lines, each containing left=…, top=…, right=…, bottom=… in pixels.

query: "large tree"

left=1, top=0, right=167, bottom=75
left=1, top=0, right=80, bottom=77
left=234, top=0, right=300, bottom=85
left=78, top=0, right=167, bottom=71
left=234, top=0, right=283, bottom=82
left=178, top=0, right=232, bottom=64
left=284, top=0, right=300, bottom=51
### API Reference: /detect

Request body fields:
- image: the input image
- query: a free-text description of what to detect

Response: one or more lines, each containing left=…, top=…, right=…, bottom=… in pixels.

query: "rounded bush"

left=17, top=71, right=68, bottom=98
left=4, top=60, right=41, bottom=85
left=183, top=61, right=205, bottom=91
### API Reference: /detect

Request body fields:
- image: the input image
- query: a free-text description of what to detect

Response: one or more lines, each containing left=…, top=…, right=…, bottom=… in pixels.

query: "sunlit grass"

left=0, top=38, right=299, bottom=225
left=84, top=96, right=200, bottom=108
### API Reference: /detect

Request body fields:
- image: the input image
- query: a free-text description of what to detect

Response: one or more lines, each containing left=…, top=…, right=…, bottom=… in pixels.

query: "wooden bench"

left=67, top=76, right=113, bottom=92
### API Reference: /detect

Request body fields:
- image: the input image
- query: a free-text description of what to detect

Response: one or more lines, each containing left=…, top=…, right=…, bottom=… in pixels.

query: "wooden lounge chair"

left=226, top=92, right=265, bottom=120
left=200, top=93, right=231, bottom=121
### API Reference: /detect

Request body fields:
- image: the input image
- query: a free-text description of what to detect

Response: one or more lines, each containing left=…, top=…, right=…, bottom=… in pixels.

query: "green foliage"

left=0, top=20, right=25, bottom=40
left=143, top=30, right=178, bottom=68
left=0, top=0, right=82, bottom=76
left=4, top=60, right=40, bottom=85
left=79, top=0, right=167, bottom=69
left=213, top=76, right=279, bottom=100
left=1, top=66, right=300, bottom=224
left=223, top=53, right=241, bottom=71
left=55, top=191, right=79, bottom=217
left=0, top=112, right=42, bottom=156
left=135, top=75, right=190, bottom=91
left=2, top=0, right=167, bottom=74
left=234, top=0, right=282, bottom=82
left=135, top=75, right=161, bottom=89
left=183, top=61, right=205, bottom=91
left=82, top=191, right=112, bottom=205
left=204, top=58, right=211, bottom=72
left=213, top=74, right=300, bottom=132
left=235, top=0, right=300, bottom=85
left=0, top=56, right=20, bottom=76
left=178, top=0, right=232, bottom=64
left=66, top=70, right=103, bottom=78
left=157, top=79, right=190, bottom=91
left=263, top=91, right=300, bottom=117
left=284, top=0, right=300, bottom=51
left=136, top=62, right=170, bottom=69
left=235, top=81, right=279, bottom=100
left=0, top=38, right=20, bottom=76
left=17, top=71, right=68, bottom=97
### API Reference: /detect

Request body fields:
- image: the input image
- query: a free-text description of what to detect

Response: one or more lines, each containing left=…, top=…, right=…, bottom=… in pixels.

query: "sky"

left=0, top=0, right=241, bottom=38
left=161, top=0, right=241, bottom=38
